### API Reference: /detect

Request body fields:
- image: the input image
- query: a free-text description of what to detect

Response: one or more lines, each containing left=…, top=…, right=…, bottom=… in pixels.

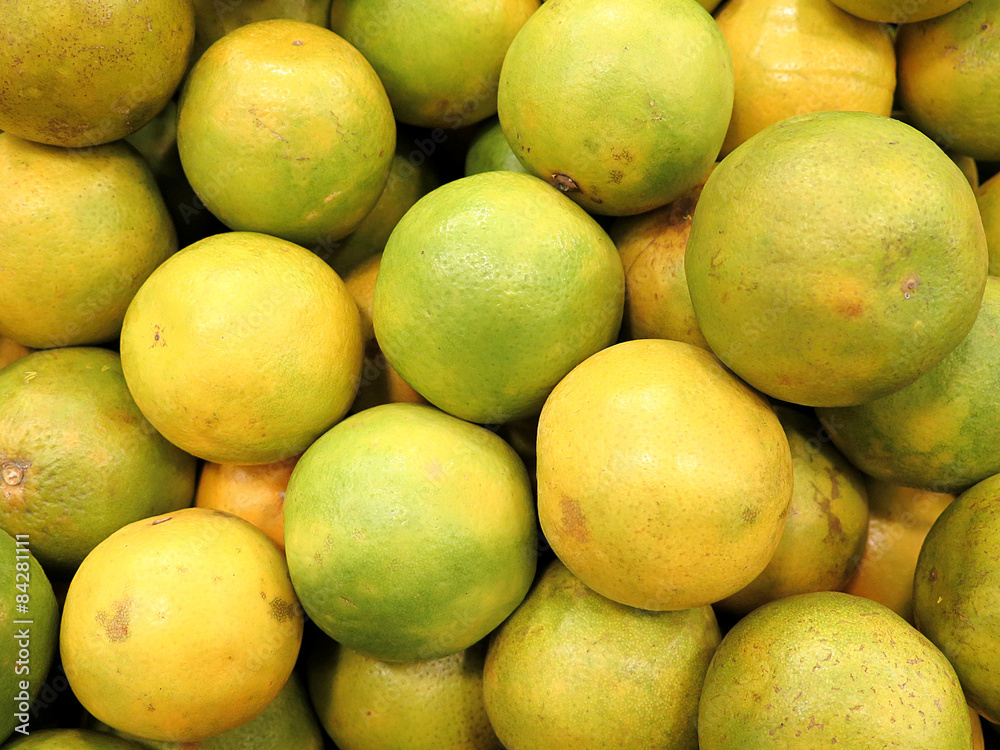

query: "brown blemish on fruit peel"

left=96, top=596, right=135, bottom=643
left=560, top=494, right=589, bottom=542
left=901, top=274, right=920, bottom=299
left=269, top=597, right=296, bottom=622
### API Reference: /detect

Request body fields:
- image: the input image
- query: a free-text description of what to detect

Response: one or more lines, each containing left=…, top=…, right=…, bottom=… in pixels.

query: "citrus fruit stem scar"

left=2, top=463, right=23, bottom=486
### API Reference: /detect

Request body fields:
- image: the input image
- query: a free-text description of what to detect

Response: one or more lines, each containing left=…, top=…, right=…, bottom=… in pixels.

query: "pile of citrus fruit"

left=2, top=0, right=1000, bottom=747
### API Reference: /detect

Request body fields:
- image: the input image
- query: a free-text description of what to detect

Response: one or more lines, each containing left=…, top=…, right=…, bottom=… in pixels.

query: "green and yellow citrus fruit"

left=308, top=636, right=498, bottom=750
left=374, top=171, right=624, bottom=424
left=717, top=407, right=868, bottom=615
left=326, top=150, right=439, bottom=277
left=190, top=0, right=333, bottom=63
left=699, top=592, right=974, bottom=749
left=1, top=529, right=59, bottom=744
left=897, top=0, right=1000, bottom=160
left=178, top=20, right=395, bottom=246
left=284, top=403, right=536, bottom=662
left=537, top=339, right=793, bottom=611
left=0, top=348, right=196, bottom=573
left=716, top=0, right=895, bottom=156
left=0, top=134, right=177, bottom=349
left=914, top=472, right=1000, bottom=723
left=345, top=255, right=425, bottom=412
left=330, top=0, right=538, bottom=129
left=120, top=231, right=364, bottom=465
left=498, top=0, right=733, bottom=215
left=978, top=172, right=1000, bottom=275
left=61, top=508, right=304, bottom=742
left=5, top=730, right=145, bottom=750
left=484, top=559, right=720, bottom=749
left=817, top=277, right=1000, bottom=493
left=99, top=672, right=324, bottom=750
left=465, top=119, right=527, bottom=177
left=686, top=111, right=988, bottom=407
left=0, top=0, right=193, bottom=147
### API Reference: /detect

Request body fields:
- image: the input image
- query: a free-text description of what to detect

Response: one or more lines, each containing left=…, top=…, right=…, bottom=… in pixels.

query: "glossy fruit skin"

left=716, top=0, right=895, bottom=156
left=61, top=508, right=304, bottom=742
left=914, top=472, right=1000, bottom=723
left=897, top=0, right=1000, bottom=159
left=374, top=171, right=624, bottom=425
left=699, top=592, right=973, bottom=749
left=120, top=231, right=364, bottom=465
left=537, top=339, right=794, bottom=611
left=484, top=560, right=720, bottom=750
left=308, top=638, right=499, bottom=750
left=0, top=0, right=193, bottom=147
left=284, top=403, right=537, bottom=663
left=0, top=348, right=196, bottom=573
left=177, top=20, right=395, bottom=246
left=498, top=0, right=733, bottom=215
left=686, top=111, right=988, bottom=407
left=0, top=134, right=177, bottom=349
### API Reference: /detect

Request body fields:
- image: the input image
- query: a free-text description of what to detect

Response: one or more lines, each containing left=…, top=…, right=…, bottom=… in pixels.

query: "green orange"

left=497, top=0, right=733, bottom=215
left=325, top=150, right=439, bottom=277
left=5, top=731, right=145, bottom=750
left=0, top=348, right=196, bottom=573
left=0, top=134, right=177, bottom=349
left=100, top=672, right=324, bottom=750
left=308, top=636, right=498, bottom=749
left=0, top=0, right=193, bottom=146
left=178, top=20, right=395, bottom=246
left=120, top=231, right=364, bottom=465
left=817, top=277, right=1000, bottom=493
left=465, top=119, right=527, bottom=177
left=484, top=560, right=720, bottom=749
left=537, top=339, right=793, bottom=611
left=190, top=0, right=333, bottom=63
left=1, top=530, right=59, bottom=744
left=914, top=472, right=1000, bottom=723
left=330, top=0, right=539, bottom=129
left=699, top=592, right=973, bottom=749
left=686, top=111, right=988, bottom=407
left=283, top=403, right=537, bottom=662
left=373, top=171, right=624, bottom=424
